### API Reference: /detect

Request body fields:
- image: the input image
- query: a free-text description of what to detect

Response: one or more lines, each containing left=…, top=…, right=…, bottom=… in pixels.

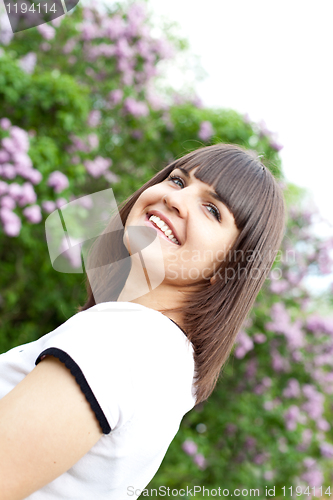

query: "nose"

left=162, top=190, right=187, bottom=218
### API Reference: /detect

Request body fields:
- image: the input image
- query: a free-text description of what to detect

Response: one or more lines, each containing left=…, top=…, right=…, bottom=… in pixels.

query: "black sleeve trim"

left=168, top=318, right=188, bottom=338
left=35, top=347, right=111, bottom=435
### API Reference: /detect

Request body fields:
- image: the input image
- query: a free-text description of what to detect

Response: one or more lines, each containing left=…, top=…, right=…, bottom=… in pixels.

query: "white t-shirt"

left=0, top=301, right=196, bottom=500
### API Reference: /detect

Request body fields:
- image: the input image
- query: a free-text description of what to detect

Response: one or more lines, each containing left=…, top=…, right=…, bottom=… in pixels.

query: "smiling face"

left=123, top=166, right=240, bottom=288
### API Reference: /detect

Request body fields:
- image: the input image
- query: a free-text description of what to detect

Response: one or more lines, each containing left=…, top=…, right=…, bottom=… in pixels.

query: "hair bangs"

left=171, top=145, right=268, bottom=231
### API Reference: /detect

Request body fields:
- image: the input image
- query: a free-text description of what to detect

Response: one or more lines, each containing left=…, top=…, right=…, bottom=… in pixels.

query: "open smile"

left=144, top=214, right=181, bottom=245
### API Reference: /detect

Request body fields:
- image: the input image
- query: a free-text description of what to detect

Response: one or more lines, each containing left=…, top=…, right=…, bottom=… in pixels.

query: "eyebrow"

left=175, top=167, right=234, bottom=215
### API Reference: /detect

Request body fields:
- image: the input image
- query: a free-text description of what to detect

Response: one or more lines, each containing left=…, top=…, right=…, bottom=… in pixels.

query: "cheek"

left=133, top=187, right=161, bottom=211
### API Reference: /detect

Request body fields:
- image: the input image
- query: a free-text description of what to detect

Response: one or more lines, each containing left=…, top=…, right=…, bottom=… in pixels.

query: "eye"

left=167, top=174, right=222, bottom=223
left=206, top=203, right=221, bottom=222
left=167, top=174, right=184, bottom=188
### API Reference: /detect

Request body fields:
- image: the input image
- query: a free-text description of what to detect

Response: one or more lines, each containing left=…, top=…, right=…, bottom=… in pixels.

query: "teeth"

left=148, top=215, right=180, bottom=245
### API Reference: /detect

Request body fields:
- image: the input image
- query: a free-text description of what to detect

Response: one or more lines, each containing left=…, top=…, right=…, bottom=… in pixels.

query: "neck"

left=116, top=258, right=185, bottom=329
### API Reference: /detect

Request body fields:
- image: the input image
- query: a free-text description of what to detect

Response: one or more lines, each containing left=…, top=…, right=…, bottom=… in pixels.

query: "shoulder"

left=0, top=354, right=102, bottom=500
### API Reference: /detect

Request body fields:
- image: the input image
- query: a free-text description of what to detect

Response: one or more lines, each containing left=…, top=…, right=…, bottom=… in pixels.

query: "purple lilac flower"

left=0, top=163, right=16, bottom=179
left=0, top=208, right=21, bottom=236
left=2, top=137, right=17, bottom=155
left=317, top=418, right=330, bottom=431
left=151, top=37, right=175, bottom=59
left=193, top=453, right=207, bottom=469
left=123, top=97, right=149, bottom=118
left=115, top=37, right=134, bottom=59
left=136, top=39, right=152, bottom=59
left=56, top=198, right=67, bottom=209
left=0, top=150, right=10, bottom=163
left=13, top=151, right=33, bottom=171
left=18, top=52, right=37, bottom=74
left=146, top=89, right=167, bottom=111
left=18, top=182, right=37, bottom=206
left=80, top=22, right=99, bottom=42
left=63, top=38, right=77, bottom=54
left=244, top=436, right=256, bottom=451
left=37, top=24, right=56, bottom=40
left=269, top=279, right=289, bottom=294
left=59, top=236, right=82, bottom=268
left=0, top=13, right=14, bottom=45
left=225, top=423, right=237, bottom=435
left=302, top=384, right=324, bottom=421
left=7, top=182, right=22, bottom=200
left=84, top=156, right=112, bottom=178
left=87, top=110, right=101, bottom=128
left=102, top=14, right=126, bottom=40
left=127, top=2, right=146, bottom=25
left=254, top=377, right=272, bottom=394
left=253, top=333, right=266, bottom=343
left=0, top=195, right=16, bottom=210
left=47, top=172, right=69, bottom=194
left=320, top=441, right=333, bottom=458
left=23, top=205, right=42, bottom=224
left=25, top=168, right=42, bottom=185
left=301, top=467, right=323, bottom=487
left=243, top=113, right=251, bottom=124
left=120, top=65, right=135, bottom=86
left=182, top=439, right=197, bottom=456
left=234, top=330, right=254, bottom=359
left=263, top=471, right=275, bottom=481
left=317, top=239, right=333, bottom=274
left=51, top=15, right=64, bottom=27
left=286, top=270, right=302, bottom=285
left=297, top=429, right=313, bottom=452
left=0, top=118, right=11, bottom=130
left=68, top=135, right=89, bottom=154
left=284, top=405, right=306, bottom=431
left=271, top=349, right=290, bottom=373
left=82, top=5, right=94, bottom=21
left=87, top=133, right=99, bottom=150
left=131, top=130, right=143, bottom=140
left=253, top=452, right=269, bottom=465
left=42, top=200, right=56, bottom=213
left=90, top=43, right=116, bottom=60
left=245, top=358, right=257, bottom=379
left=198, top=121, right=214, bottom=142
left=283, top=378, right=301, bottom=398
left=76, top=195, right=94, bottom=209
left=258, top=120, right=272, bottom=138
left=0, top=180, right=8, bottom=195
left=303, top=457, right=316, bottom=468
left=98, top=49, right=117, bottom=65
left=40, top=42, right=51, bottom=51
left=269, top=139, right=283, bottom=152
left=307, top=314, right=333, bottom=336
left=266, top=302, right=305, bottom=350
left=191, top=95, right=203, bottom=108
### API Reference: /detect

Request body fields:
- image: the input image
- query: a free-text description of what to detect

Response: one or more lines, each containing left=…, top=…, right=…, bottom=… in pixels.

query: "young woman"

left=0, top=143, right=286, bottom=499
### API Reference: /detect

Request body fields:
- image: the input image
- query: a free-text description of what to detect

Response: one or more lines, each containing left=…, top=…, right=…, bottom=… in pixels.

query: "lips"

left=145, top=211, right=181, bottom=245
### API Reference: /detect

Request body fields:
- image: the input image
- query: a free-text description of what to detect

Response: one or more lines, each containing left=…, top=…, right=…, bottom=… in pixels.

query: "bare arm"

left=0, top=355, right=103, bottom=500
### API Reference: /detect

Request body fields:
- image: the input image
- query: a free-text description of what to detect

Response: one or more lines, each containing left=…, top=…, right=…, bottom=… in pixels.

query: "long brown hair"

left=78, top=143, right=286, bottom=405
